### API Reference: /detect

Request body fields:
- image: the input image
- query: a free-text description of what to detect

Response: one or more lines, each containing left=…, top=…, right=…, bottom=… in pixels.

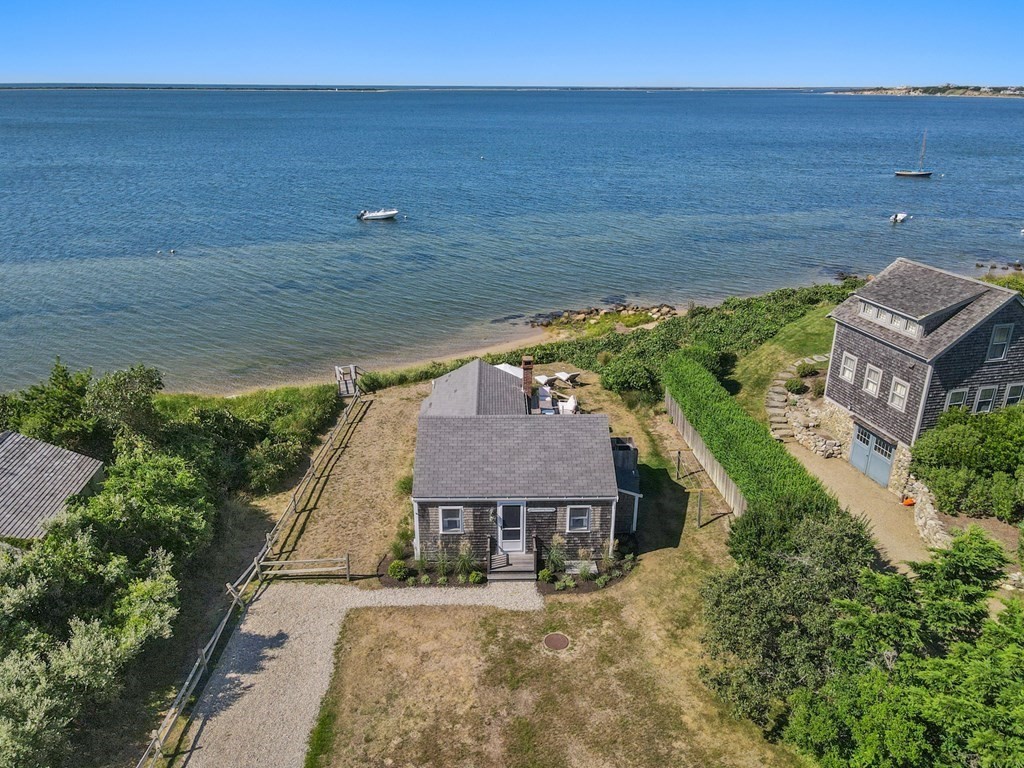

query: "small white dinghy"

left=357, top=208, right=399, bottom=221
left=890, top=212, right=910, bottom=224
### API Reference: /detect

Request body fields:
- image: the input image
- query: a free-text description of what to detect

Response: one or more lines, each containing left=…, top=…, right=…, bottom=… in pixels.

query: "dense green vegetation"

left=0, top=362, right=337, bottom=766
left=665, top=329, right=1024, bottom=766
left=983, top=273, right=1024, bottom=294
left=911, top=406, right=1024, bottom=522
left=358, top=280, right=860, bottom=398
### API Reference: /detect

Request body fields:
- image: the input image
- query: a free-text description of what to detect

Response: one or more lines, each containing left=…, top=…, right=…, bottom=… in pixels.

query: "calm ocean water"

left=1, top=89, right=1023, bottom=392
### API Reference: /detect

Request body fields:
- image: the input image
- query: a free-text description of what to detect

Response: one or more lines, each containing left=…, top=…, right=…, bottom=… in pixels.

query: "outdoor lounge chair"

left=558, top=395, right=579, bottom=414
left=535, top=374, right=555, bottom=386
left=554, top=371, right=581, bottom=387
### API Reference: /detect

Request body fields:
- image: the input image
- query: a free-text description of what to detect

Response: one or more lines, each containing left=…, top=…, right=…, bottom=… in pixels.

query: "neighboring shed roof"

left=420, top=358, right=527, bottom=417
left=412, top=414, right=619, bottom=500
left=0, top=431, right=103, bottom=540
left=831, top=259, right=1021, bottom=362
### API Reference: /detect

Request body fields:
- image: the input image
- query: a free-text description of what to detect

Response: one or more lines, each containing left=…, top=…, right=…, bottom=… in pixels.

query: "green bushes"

left=795, top=362, right=819, bottom=377
left=784, top=377, right=806, bottom=394
left=911, top=406, right=1024, bottom=522
left=663, top=353, right=876, bottom=728
left=0, top=363, right=340, bottom=765
left=387, top=559, right=408, bottom=581
left=810, top=377, right=826, bottom=398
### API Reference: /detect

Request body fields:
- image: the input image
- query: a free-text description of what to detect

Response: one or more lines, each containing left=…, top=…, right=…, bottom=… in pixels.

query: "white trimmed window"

left=974, top=386, right=998, bottom=414
left=839, top=352, right=858, bottom=382
left=440, top=506, right=464, bottom=534
left=863, top=365, right=883, bottom=397
left=945, top=388, right=969, bottom=411
left=987, top=324, right=1013, bottom=362
left=1005, top=383, right=1024, bottom=407
left=567, top=505, right=591, bottom=533
left=888, top=377, right=910, bottom=412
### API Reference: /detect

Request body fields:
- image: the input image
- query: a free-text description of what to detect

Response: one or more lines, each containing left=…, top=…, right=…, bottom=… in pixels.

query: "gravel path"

left=177, top=582, right=543, bottom=768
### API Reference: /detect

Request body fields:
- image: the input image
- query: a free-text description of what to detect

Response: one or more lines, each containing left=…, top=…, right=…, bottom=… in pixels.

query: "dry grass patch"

left=289, top=381, right=431, bottom=574
left=307, top=395, right=806, bottom=768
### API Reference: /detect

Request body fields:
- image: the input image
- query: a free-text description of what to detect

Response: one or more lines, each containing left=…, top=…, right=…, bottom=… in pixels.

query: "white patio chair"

left=558, top=395, right=579, bottom=414
left=535, top=374, right=555, bottom=386
left=555, top=371, right=581, bottom=387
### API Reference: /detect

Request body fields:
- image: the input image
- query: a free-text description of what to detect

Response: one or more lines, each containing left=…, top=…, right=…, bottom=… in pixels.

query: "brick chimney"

left=521, top=355, right=534, bottom=402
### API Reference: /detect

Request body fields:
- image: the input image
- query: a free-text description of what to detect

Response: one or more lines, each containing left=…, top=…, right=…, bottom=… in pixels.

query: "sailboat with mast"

left=895, top=130, right=933, bottom=177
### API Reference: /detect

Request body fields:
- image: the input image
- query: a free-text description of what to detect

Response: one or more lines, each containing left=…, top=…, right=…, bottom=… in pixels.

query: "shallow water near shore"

left=2, top=89, right=1023, bottom=392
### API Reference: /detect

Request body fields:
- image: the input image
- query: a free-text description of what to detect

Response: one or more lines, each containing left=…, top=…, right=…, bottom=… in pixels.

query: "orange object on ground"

left=902, top=497, right=916, bottom=506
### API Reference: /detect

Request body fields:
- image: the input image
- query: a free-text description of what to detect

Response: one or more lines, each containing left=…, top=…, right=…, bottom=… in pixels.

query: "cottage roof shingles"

left=831, top=258, right=1021, bottom=361
left=412, top=415, right=619, bottom=500
left=0, top=431, right=103, bottom=540
left=420, top=358, right=527, bottom=417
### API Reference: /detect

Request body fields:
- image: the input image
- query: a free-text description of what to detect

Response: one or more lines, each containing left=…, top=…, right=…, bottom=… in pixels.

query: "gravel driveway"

left=176, top=582, right=543, bottom=768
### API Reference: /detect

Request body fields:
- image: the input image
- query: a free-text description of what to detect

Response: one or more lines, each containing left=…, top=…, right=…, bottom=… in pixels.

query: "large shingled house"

left=821, top=258, right=1024, bottom=489
left=411, top=358, right=640, bottom=580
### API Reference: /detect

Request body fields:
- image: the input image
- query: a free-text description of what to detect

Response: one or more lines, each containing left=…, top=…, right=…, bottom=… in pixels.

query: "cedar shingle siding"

left=417, top=499, right=614, bottom=562
left=826, top=259, right=1024, bottom=449
left=825, top=324, right=928, bottom=445
left=922, top=302, right=1024, bottom=430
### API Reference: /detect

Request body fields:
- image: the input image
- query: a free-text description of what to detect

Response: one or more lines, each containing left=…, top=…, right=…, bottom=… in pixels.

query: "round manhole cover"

left=543, top=632, right=570, bottom=651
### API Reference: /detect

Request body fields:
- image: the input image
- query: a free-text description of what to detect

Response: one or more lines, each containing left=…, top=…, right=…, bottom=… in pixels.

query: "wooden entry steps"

left=488, top=552, right=536, bottom=581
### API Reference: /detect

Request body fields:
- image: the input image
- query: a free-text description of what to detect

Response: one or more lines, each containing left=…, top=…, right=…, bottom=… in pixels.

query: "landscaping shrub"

left=537, top=568, right=554, bottom=583
left=437, top=576, right=448, bottom=586
left=387, top=559, right=408, bottom=581
left=554, top=576, right=577, bottom=591
left=419, top=574, right=431, bottom=585
left=811, top=377, right=826, bottom=398
left=622, top=553, right=636, bottom=573
left=454, top=540, right=476, bottom=576
left=546, top=534, right=567, bottom=573
left=405, top=576, right=416, bottom=587
left=395, top=474, right=414, bottom=496
left=434, top=546, right=451, bottom=577
left=912, top=406, right=1024, bottom=522
left=784, top=377, right=807, bottom=394
left=389, top=539, right=406, bottom=561
left=595, top=574, right=611, bottom=589
left=457, top=573, right=467, bottom=585
left=468, top=570, right=485, bottom=584
left=795, top=362, right=819, bottom=377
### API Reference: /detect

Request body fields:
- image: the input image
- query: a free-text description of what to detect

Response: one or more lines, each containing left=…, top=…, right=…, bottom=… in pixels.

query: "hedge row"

left=661, top=353, right=837, bottom=520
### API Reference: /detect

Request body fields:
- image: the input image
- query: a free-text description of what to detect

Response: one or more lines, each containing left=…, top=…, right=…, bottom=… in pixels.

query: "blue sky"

left=2, top=0, right=1021, bottom=86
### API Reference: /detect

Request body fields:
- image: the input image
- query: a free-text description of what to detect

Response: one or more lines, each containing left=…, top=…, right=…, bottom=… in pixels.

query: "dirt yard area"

left=306, top=394, right=804, bottom=768
left=287, top=381, right=431, bottom=575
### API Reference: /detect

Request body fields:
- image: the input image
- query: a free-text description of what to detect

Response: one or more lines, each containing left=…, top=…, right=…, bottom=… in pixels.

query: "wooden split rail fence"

left=135, top=378, right=364, bottom=768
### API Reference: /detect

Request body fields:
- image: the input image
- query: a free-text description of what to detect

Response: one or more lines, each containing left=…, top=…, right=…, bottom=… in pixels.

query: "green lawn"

left=728, top=304, right=836, bottom=420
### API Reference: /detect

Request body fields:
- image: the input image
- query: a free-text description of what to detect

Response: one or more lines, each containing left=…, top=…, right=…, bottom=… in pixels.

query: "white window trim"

left=862, top=364, right=883, bottom=397
left=973, top=386, right=998, bottom=414
left=945, top=387, right=969, bottom=411
left=986, top=323, right=1014, bottom=362
left=888, top=376, right=910, bottom=413
left=840, top=352, right=858, bottom=383
left=439, top=506, right=464, bottom=534
left=1005, top=382, right=1024, bottom=408
left=566, top=505, right=592, bottom=533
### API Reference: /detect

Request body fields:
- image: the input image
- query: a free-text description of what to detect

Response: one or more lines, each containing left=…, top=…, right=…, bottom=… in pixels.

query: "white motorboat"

left=357, top=208, right=399, bottom=221
left=890, top=212, right=910, bottom=224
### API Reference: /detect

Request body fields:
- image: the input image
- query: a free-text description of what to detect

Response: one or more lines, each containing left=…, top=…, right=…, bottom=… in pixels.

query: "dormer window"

left=987, top=324, right=1013, bottom=362
left=859, top=300, right=920, bottom=338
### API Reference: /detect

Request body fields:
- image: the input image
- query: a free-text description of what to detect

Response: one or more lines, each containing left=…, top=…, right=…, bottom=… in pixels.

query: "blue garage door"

left=850, top=425, right=894, bottom=487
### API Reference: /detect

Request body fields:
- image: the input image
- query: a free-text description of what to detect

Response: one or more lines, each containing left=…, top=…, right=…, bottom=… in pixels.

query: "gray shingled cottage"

left=821, top=258, right=1024, bottom=490
left=411, top=358, right=640, bottom=579
left=0, top=431, right=104, bottom=542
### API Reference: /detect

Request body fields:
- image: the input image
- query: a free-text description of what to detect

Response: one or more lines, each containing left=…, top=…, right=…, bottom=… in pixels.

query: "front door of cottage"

left=497, top=502, right=525, bottom=552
